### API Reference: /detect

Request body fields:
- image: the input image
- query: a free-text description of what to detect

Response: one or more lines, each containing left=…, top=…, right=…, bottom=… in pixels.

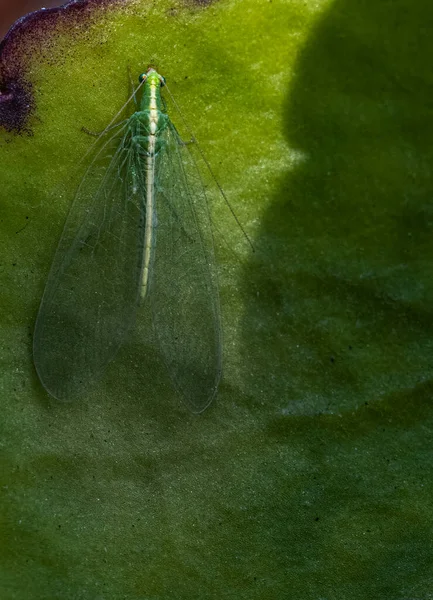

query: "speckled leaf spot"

left=33, top=69, right=222, bottom=414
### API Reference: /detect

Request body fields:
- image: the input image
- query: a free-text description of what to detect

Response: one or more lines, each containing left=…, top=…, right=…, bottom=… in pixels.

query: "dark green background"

left=1, top=0, right=432, bottom=597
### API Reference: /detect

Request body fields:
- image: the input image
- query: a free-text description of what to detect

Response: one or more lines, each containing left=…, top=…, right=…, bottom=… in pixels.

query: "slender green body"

left=33, top=69, right=222, bottom=413
left=136, top=71, right=168, bottom=299
left=134, top=69, right=168, bottom=299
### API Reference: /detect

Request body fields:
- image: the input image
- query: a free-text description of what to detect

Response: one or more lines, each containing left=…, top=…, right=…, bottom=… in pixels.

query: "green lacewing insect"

left=33, top=68, right=222, bottom=413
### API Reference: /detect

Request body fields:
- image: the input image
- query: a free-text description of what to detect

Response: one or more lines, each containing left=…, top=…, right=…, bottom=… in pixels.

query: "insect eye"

left=138, top=73, right=147, bottom=83
left=159, top=76, right=166, bottom=87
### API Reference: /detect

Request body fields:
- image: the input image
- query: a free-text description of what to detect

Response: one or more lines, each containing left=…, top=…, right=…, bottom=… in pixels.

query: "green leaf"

left=1, top=0, right=432, bottom=597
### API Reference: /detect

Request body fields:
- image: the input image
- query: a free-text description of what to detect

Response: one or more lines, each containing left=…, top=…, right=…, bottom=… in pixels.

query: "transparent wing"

left=33, top=115, right=146, bottom=400
left=149, top=122, right=222, bottom=413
